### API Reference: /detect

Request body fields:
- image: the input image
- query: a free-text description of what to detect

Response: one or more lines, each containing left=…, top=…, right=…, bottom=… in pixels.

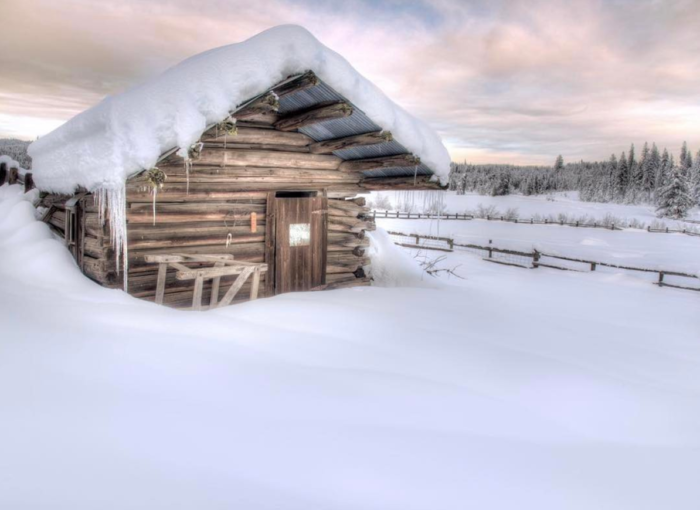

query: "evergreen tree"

left=691, top=150, right=700, bottom=205
left=645, top=143, right=660, bottom=192
left=554, top=155, right=564, bottom=172
left=615, top=151, right=629, bottom=199
left=655, top=165, right=695, bottom=219
left=680, top=141, right=689, bottom=170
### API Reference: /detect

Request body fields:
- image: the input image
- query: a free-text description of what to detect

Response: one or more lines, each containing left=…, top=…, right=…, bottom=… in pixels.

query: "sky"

left=1, top=0, right=699, bottom=165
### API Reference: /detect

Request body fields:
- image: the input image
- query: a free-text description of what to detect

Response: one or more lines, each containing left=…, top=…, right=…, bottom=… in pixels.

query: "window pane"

left=289, top=223, right=311, bottom=246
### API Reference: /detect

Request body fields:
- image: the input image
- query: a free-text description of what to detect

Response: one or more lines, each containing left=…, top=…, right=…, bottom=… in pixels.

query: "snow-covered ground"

left=370, top=190, right=700, bottom=227
left=1, top=184, right=699, bottom=509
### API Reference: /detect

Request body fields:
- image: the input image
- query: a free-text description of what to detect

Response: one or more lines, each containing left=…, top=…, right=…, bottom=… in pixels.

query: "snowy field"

left=370, top=190, right=700, bottom=227
left=373, top=191, right=700, bottom=276
left=2, top=183, right=700, bottom=510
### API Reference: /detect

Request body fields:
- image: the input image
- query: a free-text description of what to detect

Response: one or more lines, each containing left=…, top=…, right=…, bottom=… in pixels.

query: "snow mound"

left=28, top=25, right=451, bottom=194
left=367, top=229, right=441, bottom=288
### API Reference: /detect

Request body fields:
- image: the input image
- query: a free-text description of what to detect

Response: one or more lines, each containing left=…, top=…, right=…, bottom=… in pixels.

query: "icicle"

left=145, top=167, right=166, bottom=226
left=184, top=159, right=191, bottom=194
left=95, top=184, right=129, bottom=291
left=152, top=187, right=157, bottom=226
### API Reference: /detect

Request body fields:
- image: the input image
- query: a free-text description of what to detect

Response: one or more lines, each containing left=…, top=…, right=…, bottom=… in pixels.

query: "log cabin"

left=28, top=26, right=450, bottom=309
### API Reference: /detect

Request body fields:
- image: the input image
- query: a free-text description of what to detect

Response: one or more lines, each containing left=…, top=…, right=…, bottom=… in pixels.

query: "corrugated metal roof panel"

left=275, top=75, right=435, bottom=179
left=333, top=139, right=409, bottom=160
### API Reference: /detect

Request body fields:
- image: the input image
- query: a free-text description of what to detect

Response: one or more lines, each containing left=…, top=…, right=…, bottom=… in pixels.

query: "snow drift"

left=28, top=25, right=451, bottom=194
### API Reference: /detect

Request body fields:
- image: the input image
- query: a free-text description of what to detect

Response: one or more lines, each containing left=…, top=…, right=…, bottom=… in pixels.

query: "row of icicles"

left=101, top=116, right=238, bottom=289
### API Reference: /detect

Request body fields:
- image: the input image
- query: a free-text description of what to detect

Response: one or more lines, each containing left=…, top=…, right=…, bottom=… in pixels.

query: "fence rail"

left=388, top=231, right=700, bottom=292
left=372, top=210, right=700, bottom=237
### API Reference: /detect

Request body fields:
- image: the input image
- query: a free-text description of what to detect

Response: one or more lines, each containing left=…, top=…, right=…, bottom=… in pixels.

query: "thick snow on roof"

left=29, top=25, right=451, bottom=194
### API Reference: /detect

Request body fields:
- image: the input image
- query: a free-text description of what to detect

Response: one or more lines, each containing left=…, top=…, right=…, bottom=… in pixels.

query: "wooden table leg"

left=192, top=272, right=204, bottom=311
left=155, top=263, right=167, bottom=305
left=209, top=261, right=225, bottom=308
left=250, top=267, right=261, bottom=300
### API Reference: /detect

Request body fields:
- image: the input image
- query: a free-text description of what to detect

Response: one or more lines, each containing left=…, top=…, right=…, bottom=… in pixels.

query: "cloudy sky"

left=1, top=0, right=699, bottom=164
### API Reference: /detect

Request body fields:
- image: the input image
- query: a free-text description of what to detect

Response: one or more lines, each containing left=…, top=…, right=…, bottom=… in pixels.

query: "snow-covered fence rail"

left=388, top=231, right=700, bottom=292
left=374, top=210, right=700, bottom=237
left=373, top=210, right=473, bottom=221
left=0, top=162, right=34, bottom=193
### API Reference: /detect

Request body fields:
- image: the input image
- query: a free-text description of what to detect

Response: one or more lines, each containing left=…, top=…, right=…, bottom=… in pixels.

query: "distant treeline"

left=449, top=142, right=700, bottom=219
left=0, top=139, right=31, bottom=169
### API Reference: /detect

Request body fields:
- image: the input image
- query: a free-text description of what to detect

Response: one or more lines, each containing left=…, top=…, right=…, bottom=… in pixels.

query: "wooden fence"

left=387, top=231, right=700, bottom=292
left=373, top=210, right=700, bottom=237
left=0, top=162, right=34, bottom=193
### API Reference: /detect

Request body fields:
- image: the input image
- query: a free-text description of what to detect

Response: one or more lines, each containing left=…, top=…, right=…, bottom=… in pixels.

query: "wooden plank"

left=192, top=273, right=205, bottom=310
left=274, top=102, right=353, bottom=132
left=250, top=268, right=261, bottom=300
left=205, top=127, right=312, bottom=146
left=308, top=131, right=393, bottom=154
left=168, top=149, right=341, bottom=170
left=339, top=154, right=420, bottom=173
left=361, top=175, right=443, bottom=191
left=155, top=263, right=167, bottom=305
left=218, top=267, right=256, bottom=306
left=272, top=71, right=319, bottom=98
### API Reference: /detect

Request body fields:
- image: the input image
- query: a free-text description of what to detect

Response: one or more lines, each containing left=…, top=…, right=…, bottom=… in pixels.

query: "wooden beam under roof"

left=274, top=102, right=353, bottom=132
left=338, top=154, right=420, bottom=173
left=308, top=131, right=393, bottom=154
left=272, top=70, right=320, bottom=98
left=360, top=175, right=443, bottom=191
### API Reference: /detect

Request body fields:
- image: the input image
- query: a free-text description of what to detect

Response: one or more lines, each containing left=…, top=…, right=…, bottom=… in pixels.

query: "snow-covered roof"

left=28, top=25, right=451, bottom=194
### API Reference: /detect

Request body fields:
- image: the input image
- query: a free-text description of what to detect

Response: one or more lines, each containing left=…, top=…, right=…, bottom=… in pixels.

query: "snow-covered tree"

left=554, top=155, right=564, bottom=172
left=655, top=165, right=695, bottom=219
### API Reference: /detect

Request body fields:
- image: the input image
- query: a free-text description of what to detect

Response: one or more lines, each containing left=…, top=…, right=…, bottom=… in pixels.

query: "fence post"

left=611, top=223, right=615, bottom=230
left=647, top=226, right=650, bottom=232
left=488, top=239, right=493, bottom=259
left=396, top=211, right=399, bottom=219
left=385, top=211, right=388, bottom=218
left=532, top=250, right=540, bottom=268
left=24, top=172, right=35, bottom=193
left=8, top=167, right=19, bottom=185
left=665, top=227, right=669, bottom=233
left=658, top=272, right=664, bottom=286
left=448, top=238, right=454, bottom=251
left=373, top=210, right=376, bottom=220
left=591, top=262, right=596, bottom=271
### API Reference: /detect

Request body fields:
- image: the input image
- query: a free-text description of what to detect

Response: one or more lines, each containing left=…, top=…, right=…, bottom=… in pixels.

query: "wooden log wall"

left=124, top=125, right=375, bottom=308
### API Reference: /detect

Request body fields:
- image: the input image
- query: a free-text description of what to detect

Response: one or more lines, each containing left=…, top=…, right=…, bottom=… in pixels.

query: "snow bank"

left=367, top=229, right=441, bottom=288
left=28, top=25, right=451, bottom=194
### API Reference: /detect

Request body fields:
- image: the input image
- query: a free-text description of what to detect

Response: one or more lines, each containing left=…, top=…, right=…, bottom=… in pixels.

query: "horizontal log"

left=205, top=127, right=312, bottom=146
left=83, top=256, right=117, bottom=285
left=275, top=102, right=353, bottom=132
left=360, top=175, right=443, bottom=191
left=328, top=215, right=376, bottom=232
left=129, top=243, right=265, bottom=266
left=129, top=224, right=264, bottom=240
left=171, top=149, right=341, bottom=170
left=308, top=131, right=393, bottom=154
left=234, top=92, right=279, bottom=120
left=126, top=190, right=269, bottom=203
left=339, top=154, right=420, bottom=173
left=128, top=234, right=265, bottom=250
left=84, top=236, right=112, bottom=258
left=202, top=142, right=310, bottom=153
left=272, top=71, right=320, bottom=98
left=317, top=277, right=371, bottom=291
left=126, top=212, right=260, bottom=224
left=128, top=202, right=266, bottom=214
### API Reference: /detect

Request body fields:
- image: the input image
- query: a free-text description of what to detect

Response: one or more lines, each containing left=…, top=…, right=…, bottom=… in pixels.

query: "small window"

left=276, top=191, right=317, bottom=198
left=289, top=223, right=311, bottom=246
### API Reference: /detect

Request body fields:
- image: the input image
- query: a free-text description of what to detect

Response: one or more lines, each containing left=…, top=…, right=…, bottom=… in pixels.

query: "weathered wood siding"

left=122, top=124, right=373, bottom=308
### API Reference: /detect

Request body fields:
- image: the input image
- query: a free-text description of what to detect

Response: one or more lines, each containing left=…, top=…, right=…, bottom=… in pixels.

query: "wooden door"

left=274, top=195, right=327, bottom=294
